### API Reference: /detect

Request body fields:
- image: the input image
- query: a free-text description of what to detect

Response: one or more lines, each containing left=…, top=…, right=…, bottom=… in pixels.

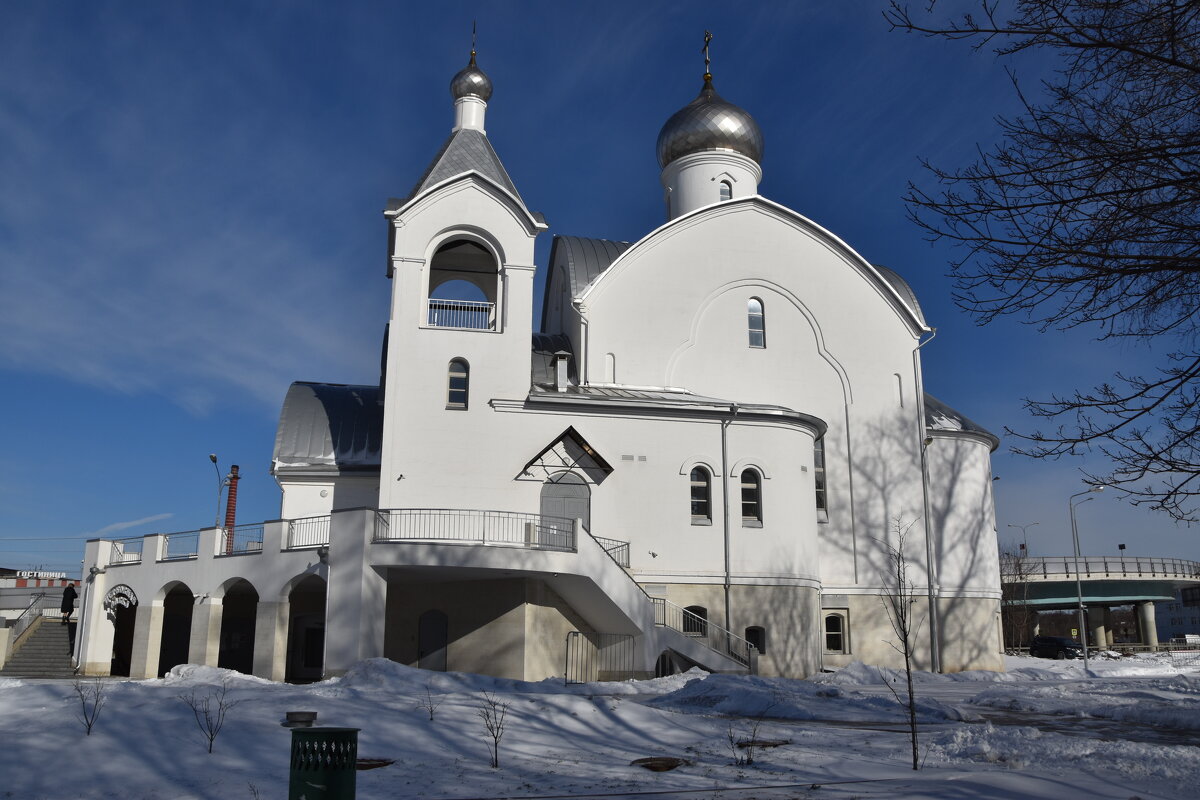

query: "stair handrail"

left=11, top=592, right=47, bottom=644
left=650, top=596, right=756, bottom=669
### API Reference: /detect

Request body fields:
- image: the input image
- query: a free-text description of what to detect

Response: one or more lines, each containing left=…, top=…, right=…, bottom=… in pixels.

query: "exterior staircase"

left=0, top=617, right=76, bottom=679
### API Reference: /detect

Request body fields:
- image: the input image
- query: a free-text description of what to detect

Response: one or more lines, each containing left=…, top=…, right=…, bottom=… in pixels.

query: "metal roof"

left=874, top=264, right=927, bottom=326
left=273, top=382, right=384, bottom=473
left=530, top=332, right=576, bottom=386
left=408, top=128, right=523, bottom=202
left=548, top=235, right=632, bottom=299
left=924, top=393, right=999, bottom=450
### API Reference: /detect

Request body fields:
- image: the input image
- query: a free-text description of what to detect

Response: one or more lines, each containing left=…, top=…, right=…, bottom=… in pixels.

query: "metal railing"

left=109, top=537, right=144, bottom=566
left=427, top=298, right=495, bottom=330
left=161, top=529, right=200, bottom=561
left=287, top=516, right=331, bottom=549
left=565, top=632, right=636, bottom=683
left=11, top=593, right=46, bottom=643
left=593, top=536, right=630, bottom=568
left=374, top=509, right=575, bottom=551
left=1021, top=556, right=1200, bottom=580
left=220, top=524, right=264, bottom=555
left=651, top=597, right=756, bottom=668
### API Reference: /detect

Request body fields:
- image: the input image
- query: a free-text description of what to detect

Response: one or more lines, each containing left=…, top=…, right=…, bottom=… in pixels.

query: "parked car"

left=1030, top=635, right=1085, bottom=659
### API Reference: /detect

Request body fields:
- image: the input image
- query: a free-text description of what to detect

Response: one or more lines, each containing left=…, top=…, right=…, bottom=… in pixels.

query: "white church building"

left=76, top=45, right=1003, bottom=683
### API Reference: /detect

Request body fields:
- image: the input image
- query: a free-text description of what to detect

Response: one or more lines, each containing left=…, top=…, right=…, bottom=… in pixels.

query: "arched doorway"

left=157, top=583, right=194, bottom=677
left=540, top=472, right=591, bottom=530
left=217, top=579, right=258, bottom=675
left=417, top=609, right=448, bottom=672
left=104, top=584, right=138, bottom=677
left=286, top=574, right=326, bottom=683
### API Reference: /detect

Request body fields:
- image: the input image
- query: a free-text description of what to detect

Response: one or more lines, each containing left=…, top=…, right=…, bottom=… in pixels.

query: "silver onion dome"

left=656, top=75, right=763, bottom=169
left=450, top=51, right=493, bottom=101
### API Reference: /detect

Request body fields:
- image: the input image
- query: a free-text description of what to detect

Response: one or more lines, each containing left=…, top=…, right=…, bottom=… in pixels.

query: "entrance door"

left=418, top=609, right=448, bottom=672
left=540, top=473, right=591, bottom=530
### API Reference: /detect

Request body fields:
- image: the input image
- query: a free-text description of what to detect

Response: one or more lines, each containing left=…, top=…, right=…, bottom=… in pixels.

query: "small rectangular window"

left=814, top=438, right=827, bottom=512
left=824, top=612, right=847, bottom=654
left=748, top=298, right=765, bottom=348
left=740, top=469, right=762, bottom=525
left=447, top=360, right=469, bottom=409
left=690, top=468, right=712, bottom=523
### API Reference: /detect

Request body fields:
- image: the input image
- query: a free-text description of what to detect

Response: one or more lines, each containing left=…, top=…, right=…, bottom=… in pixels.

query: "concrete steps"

left=0, top=618, right=76, bottom=679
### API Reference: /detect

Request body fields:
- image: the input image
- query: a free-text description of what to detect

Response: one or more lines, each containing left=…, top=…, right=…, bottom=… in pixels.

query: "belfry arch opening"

left=428, top=239, right=499, bottom=330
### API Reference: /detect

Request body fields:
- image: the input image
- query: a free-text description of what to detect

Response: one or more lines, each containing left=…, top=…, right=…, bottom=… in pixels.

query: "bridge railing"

left=1023, top=555, right=1200, bottom=580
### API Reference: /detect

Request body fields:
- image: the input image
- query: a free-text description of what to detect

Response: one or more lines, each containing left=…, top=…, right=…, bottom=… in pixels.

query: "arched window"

left=748, top=298, right=766, bottom=348
left=684, top=605, right=708, bottom=637
left=825, top=613, right=847, bottom=654
left=814, top=438, right=827, bottom=512
left=740, top=469, right=762, bottom=526
left=719, top=180, right=732, bottom=202
left=446, top=359, right=469, bottom=409
left=745, top=626, right=767, bottom=656
left=689, top=467, right=712, bottom=524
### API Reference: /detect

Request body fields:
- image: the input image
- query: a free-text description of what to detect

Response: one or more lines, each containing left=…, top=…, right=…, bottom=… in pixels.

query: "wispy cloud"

left=88, top=513, right=174, bottom=538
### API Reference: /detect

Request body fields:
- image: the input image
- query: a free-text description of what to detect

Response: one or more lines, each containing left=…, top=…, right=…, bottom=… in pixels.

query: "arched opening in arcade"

left=157, top=582, right=194, bottom=677
left=286, top=574, right=326, bottom=682
left=217, top=579, right=259, bottom=675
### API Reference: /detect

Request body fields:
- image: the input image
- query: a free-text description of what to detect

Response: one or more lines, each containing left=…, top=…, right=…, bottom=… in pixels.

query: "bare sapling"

left=477, top=691, right=510, bottom=768
left=73, top=677, right=106, bottom=735
left=418, top=683, right=443, bottom=721
left=878, top=517, right=923, bottom=770
left=179, top=679, right=244, bottom=753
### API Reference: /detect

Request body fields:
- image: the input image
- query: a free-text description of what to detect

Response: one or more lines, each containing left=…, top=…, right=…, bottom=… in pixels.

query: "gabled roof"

left=407, top=128, right=522, bottom=203
left=273, top=382, right=384, bottom=474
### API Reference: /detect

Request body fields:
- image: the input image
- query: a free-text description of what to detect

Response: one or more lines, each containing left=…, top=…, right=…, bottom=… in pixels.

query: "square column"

left=129, top=604, right=164, bottom=679
left=252, top=601, right=289, bottom=682
left=188, top=599, right=223, bottom=666
left=323, top=508, right=386, bottom=676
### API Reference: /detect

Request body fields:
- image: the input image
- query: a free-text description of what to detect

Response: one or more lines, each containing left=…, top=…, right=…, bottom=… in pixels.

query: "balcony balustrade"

left=427, top=299, right=495, bottom=330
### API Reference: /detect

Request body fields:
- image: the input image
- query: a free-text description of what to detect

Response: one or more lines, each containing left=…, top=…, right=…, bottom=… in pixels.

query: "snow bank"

left=649, top=672, right=973, bottom=722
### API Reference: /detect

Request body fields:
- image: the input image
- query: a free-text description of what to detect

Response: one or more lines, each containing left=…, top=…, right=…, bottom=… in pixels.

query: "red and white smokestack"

left=223, top=465, right=240, bottom=554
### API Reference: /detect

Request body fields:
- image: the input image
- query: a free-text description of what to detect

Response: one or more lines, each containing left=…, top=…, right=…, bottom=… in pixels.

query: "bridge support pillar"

left=1137, top=601, right=1159, bottom=648
left=1090, top=607, right=1109, bottom=652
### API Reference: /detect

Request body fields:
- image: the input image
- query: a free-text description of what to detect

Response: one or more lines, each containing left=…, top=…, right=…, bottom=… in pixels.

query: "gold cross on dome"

left=702, top=30, right=712, bottom=76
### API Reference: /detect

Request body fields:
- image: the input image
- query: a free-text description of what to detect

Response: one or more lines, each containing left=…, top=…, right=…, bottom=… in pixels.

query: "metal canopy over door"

left=540, top=472, right=591, bottom=530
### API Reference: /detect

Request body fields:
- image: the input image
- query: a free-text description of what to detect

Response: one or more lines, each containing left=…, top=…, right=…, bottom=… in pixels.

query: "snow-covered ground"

left=2, top=653, right=1198, bottom=799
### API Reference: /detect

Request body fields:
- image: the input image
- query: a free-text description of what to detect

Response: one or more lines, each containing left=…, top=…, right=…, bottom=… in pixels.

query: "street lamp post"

left=1069, top=487, right=1104, bottom=671
left=1007, top=522, right=1040, bottom=555
left=209, top=454, right=227, bottom=530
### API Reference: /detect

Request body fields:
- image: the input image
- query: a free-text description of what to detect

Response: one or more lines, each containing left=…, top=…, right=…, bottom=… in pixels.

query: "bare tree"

left=179, top=680, right=244, bottom=754
left=886, top=1, right=1200, bottom=521
left=418, top=683, right=444, bottom=721
left=477, top=691, right=509, bottom=769
left=878, top=517, right=922, bottom=771
left=72, top=677, right=106, bottom=735
left=999, top=545, right=1038, bottom=649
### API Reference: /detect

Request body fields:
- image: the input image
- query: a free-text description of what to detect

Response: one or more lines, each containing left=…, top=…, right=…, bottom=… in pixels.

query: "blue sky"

left=1, top=1, right=1194, bottom=574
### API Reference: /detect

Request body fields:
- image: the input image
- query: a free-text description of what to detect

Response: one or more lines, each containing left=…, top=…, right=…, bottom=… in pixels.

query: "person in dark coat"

left=61, top=583, right=77, bottom=624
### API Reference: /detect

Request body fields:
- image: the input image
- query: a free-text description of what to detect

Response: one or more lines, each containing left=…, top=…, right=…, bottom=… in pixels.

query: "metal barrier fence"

left=222, top=524, right=264, bottom=555
left=287, top=516, right=331, bottom=549
left=1170, top=649, right=1200, bottom=667
left=374, top=509, right=575, bottom=551
left=564, top=632, right=636, bottom=683
left=427, top=299, right=495, bottom=330
left=109, top=537, right=144, bottom=565
left=1023, top=555, right=1200, bottom=580
left=651, top=597, right=755, bottom=669
left=593, top=536, right=630, bottom=568
left=162, top=530, right=200, bottom=560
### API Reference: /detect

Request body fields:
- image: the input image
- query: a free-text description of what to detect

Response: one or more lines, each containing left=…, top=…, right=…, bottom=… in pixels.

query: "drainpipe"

left=223, top=465, right=240, bottom=554
left=914, top=328, right=941, bottom=673
left=721, top=403, right=739, bottom=638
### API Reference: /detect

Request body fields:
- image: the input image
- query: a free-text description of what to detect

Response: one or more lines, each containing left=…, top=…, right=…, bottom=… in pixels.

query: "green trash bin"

left=289, top=727, right=360, bottom=800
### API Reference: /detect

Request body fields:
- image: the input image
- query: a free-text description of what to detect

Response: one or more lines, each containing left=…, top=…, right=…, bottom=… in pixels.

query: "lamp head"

left=209, top=454, right=218, bottom=464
